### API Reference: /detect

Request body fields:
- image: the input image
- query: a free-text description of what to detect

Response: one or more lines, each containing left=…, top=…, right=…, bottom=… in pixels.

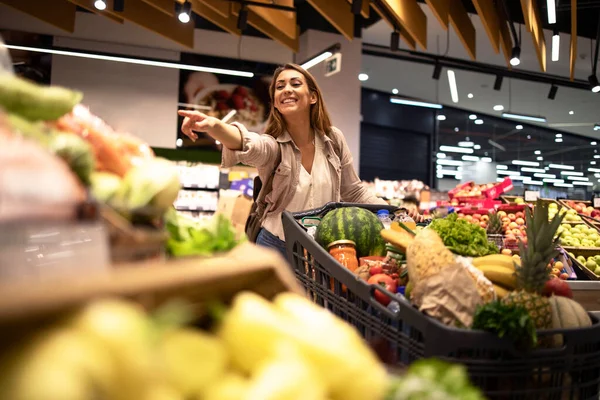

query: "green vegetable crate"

left=283, top=203, right=600, bottom=400
left=563, top=247, right=600, bottom=281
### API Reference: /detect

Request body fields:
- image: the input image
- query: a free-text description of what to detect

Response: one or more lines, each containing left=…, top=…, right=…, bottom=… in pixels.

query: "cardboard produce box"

left=216, top=189, right=253, bottom=236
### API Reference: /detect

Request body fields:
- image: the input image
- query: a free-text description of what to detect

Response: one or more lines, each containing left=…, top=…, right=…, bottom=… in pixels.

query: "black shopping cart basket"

left=282, top=202, right=600, bottom=400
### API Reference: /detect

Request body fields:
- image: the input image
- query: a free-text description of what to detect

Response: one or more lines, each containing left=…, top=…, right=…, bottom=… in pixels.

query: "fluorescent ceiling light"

left=511, top=176, right=528, bottom=181
left=595, top=155, right=600, bottom=159
left=592, top=161, right=598, bottom=165
left=458, top=141, right=474, bottom=147
left=534, top=150, right=541, bottom=155
left=497, top=170, right=521, bottom=176
left=436, top=159, right=463, bottom=166
left=474, top=119, right=484, bottom=125
left=554, top=182, right=573, bottom=188
left=3, top=44, right=254, bottom=77
left=588, top=168, right=600, bottom=173
left=502, top=112, right=547, bottom=123
left=561, top=171, right=584, bottom=176
left=547, top=0, right=556, bottom=23
left=555, top=138, right=563, bottom=142
left=567, top=176, right=589, bottom=181
left=496, top=165, right=508, bottom=170
left=543, top=178, right=564, bottom=183
left=521, top=167, right=546, bottom=173
left=537, top=156, right=544, bottom=160
left=516, top=125, right=524, bottom=130
left=437, top=152, right=446, bottom=158
left=551, top=31, right=560, bottom=61
left=437, top=114, right=447, bottom=121
left=592, top=141, right=598, bottom=145
left=512, top=160, right=540, bottom=167
left=358, top=73, right=369, bottom=81
left=534, top=173, right=556, bottom=178
left=481, top=157, right=492, bottom=162
left=526, top=180, right=544, bottom=186
left=447, top=70, right=459, bottom=103
left=474, top=144, right=481, bottom=149
left=493, top=105, right=504, bottom=111
left=549, top=164, right=574, bottom=170
left=439, top=145, right=473, bottom=154
left=390, top=97, right=443, bottom=109
left=469, top=114, right=477, bottom=120
left=573, top=181, right=594, bottom=186
left=556, top=133, right=563, bottom=137
left=462, top=155, right=480, bottom=162
left=438, top=169, right=461, bottom=176
left=301, top=51, right=332, bottom=69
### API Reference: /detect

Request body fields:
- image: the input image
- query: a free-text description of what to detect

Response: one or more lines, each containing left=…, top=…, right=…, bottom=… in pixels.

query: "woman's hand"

left=178, top=110, right=220, bottom=141
left=406, top=208, right=424, bottom=223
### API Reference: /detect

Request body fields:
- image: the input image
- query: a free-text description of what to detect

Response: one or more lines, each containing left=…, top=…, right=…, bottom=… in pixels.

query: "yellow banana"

left=472, top=254, right=517, bottom=271
left=476, top=265, right=517, bottom=289
left=492, top=284, right=511, bottom=299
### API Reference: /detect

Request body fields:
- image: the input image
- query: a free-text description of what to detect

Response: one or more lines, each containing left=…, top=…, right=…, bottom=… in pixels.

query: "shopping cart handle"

left=291, top=202, right=399, bottom=219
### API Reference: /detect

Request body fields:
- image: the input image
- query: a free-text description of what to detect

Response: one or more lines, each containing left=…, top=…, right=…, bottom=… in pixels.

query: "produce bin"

left=282, top=203, right=600, bottom=400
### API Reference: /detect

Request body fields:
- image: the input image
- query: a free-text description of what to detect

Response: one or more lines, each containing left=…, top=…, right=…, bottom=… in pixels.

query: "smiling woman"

left=178, top=63, right=400, bottom=256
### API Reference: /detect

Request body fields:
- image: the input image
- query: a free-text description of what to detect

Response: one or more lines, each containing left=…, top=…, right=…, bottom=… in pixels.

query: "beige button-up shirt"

left=221, top=122, right=387, bottom=236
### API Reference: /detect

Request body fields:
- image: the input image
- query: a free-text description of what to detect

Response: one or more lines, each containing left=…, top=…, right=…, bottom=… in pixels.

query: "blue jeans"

left=256, top=228, right=288, bottom=260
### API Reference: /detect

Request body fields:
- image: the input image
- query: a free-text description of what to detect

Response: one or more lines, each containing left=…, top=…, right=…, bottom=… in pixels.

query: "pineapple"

left=486, top=212, right=503, bottom=235
left=502, top=200, right=565, bottom=330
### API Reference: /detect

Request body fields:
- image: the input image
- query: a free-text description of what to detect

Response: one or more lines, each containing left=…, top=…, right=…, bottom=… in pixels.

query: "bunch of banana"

left=472, top=254, right=519, bottom=299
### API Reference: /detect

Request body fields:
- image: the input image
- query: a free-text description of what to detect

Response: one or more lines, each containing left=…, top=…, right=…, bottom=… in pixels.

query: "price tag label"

left=524, top=191, right=540, bottom=202
left=593, top=197, right=600, bottom=208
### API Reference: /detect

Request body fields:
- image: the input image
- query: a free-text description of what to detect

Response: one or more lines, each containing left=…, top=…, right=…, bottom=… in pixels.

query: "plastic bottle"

left=377, top=209, right=393, bottom=230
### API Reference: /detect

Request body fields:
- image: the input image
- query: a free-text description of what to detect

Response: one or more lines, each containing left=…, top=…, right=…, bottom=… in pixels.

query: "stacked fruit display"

left=548, top=202, right=583, bottom=223
left=563, top=200, right=600, bottom=218
left=557, top=223, right=600, bottom=248
left=570, top=253, right=600, bottom=276
left=452, top=183, right=497, bottom=198
left=379, top=200, right=593, bottom=348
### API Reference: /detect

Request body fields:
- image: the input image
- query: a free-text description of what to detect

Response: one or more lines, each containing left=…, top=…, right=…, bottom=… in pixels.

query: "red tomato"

left=369, top=265, right=383, bottom=276
left=367, top=274, right=398, bottom=306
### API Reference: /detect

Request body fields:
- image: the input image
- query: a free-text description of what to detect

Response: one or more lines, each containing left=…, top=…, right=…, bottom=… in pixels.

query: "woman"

left=179, top=63, right=412, bottom=257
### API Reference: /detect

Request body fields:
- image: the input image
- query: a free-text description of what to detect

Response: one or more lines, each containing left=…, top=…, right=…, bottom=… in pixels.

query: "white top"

left=263, top=134, right=335, bottom=240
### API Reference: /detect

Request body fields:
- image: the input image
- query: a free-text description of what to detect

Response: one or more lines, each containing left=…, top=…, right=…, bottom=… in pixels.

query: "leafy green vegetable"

left=428, top=213, right=498, bottom=257
left=385, top=358, right=485, bottom=400
left=471, top=301, right=537, bottom=351
left=49, top=132, right=95, bottom=185
left=165, top=209, right=244, bottom=257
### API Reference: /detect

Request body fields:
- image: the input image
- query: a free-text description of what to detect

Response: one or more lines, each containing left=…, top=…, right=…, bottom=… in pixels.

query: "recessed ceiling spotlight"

left=392, top=88, right=399, bottom=94
left=358, top=73, right=369, bottom=81
left=454, top=127, right=459, bottom=132
left=177, top=0, right=191, bottom=23
left=437, top=114, right=447, bottom=121
left=555, top=138, right=563, bottom=142
left=468, top=93, right=474, bottom=99
left=556, top=133, right=562, bottom=138
left=592, top=141, right=597, bottom=145
left=474, top=144, right=481, bottom=150
left=94, top=0, right=107, bottom=10
left=474, top=119, right=484, bottom=125
left=527, top=135, right=531, bottom=139
left=592, top=161, right=597, bottom=165
left=176, top=138, right=183, bottom=147
left=537, top=156, right=543, bottom=160
left=516, top=125, right=523, bottom=130
left=535, top=150, right=541, bottom=155
left=569, top=110, right=574, bottom=115
left=493, top=105, right=504, bottom=111
left=469, top=114, right=477, bottom=120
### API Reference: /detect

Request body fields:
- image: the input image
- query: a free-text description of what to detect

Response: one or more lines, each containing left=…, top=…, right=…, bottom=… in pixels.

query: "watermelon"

left=315, top=207, right=386, bottom=258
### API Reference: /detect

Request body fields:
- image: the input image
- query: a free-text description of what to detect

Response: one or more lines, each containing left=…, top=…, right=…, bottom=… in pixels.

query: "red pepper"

left=369, top=265, right=383, bottom=276
left=367, top=274, right=398, bottom=306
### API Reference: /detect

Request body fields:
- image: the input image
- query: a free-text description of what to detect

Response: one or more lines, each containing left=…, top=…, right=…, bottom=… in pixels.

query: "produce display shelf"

left=563, top=247, right=600, bottom=281
left=501, top=196, right=586, bottom=225
left=567, top=281, right=600, bottom=311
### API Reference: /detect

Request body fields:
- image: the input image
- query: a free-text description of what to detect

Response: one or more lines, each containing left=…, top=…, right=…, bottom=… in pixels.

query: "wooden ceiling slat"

left=306, top=0, right=354, bottom=41
left=192, top=0, right=240, bottom=36
left=66, top=0, right=124, bottom=23
left=249, top=0, right=296, bottom=40
left=346, top=0, right=370, bottom=19
left=472, top=0, right=500, bottom=54
left=425, top=0, right=448, bottom=30
left=379, top=0, right=427, bottom=50
left=527, top=0, right=546, bottom=72
left=231, top=2, right=299, bottom=52
left=201, top=0, right=232, bottom=18
left=100, top=0, right=194, bottom=48
left=570, top=0, right=577, bottom=81
left=495, top=0, right=513, bottom=68
left=370, top=1, right=416, bottom=50
left=140, top=0, right=174, bottom=16
left=0, top=0, right=76, bottom=32
left=449, top=0, right=476, bottom=60
left=520, top=0, right=532, bottom=32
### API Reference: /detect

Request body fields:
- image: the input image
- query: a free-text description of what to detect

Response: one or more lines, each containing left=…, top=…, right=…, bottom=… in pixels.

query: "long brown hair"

left=263, top=63, right=333, bottom=138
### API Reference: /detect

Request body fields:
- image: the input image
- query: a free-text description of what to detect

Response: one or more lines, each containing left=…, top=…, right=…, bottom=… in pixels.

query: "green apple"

left=586, top=260, right=597, bottom=270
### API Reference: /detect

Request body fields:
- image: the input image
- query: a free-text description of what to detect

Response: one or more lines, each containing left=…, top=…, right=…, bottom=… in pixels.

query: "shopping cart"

left=282, top=202, right=600, bottom=400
